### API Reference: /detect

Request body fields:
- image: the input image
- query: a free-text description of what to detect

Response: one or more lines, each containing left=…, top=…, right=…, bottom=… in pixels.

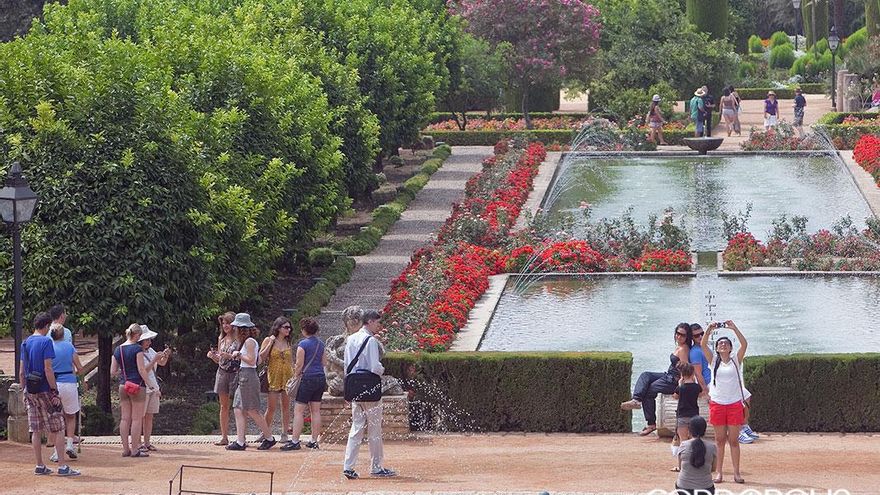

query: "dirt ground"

left=1, top=432, right=878, bottom=494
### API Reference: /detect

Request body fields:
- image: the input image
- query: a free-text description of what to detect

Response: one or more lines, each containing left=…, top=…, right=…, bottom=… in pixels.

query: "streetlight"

left=792, top=0, right=802, bottom=51
left=0, top=162, right=39, bottom=382
left=828, top=25, right=840, bottom=111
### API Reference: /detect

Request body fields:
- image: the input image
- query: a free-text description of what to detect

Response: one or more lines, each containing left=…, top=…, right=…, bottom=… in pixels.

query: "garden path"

left=1, top=432, right=877, bottom=494
left=314, top=146, right=494, bottom=338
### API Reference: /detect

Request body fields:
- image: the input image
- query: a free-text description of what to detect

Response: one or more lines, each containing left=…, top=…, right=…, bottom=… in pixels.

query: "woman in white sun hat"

left=138, top=325, right=171, bottom=452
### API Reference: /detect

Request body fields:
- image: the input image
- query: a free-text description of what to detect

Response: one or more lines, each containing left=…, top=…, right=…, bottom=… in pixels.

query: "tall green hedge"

left=744, top=354, right=880, bottom=432
left=383, top=351, right=632, bottom=433
left=685, top=0, right=728, bottom=39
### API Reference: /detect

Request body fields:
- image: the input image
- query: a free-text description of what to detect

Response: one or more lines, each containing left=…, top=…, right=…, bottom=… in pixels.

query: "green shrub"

left=844, top=27, right=869, bottom=53
left=769, top=44, right=796, bottom=69
left=190, top=402, right=220, bottom=435
left=738, top=61, right=758, bottom=79
left=735, top=88, right=795, bottom=99
left=748, top=34, right=764, bottom=53
left=307, top=247, right=335, bottom=268
left=814, top=37, right=829, bottom=54
left=769, top=31, right=791, bottom=49
left=82, top=404, right=115, bottom=436
left=383, top=351, right=632, bottom=432
left=744, top=354, right=880, bottom=432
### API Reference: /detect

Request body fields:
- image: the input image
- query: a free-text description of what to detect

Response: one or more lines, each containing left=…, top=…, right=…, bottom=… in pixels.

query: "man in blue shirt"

left=342, top=310, right=396, bottom=480
left=21, top=312, right=80, bottom=476
left=689, top=323, right=710, bottom=394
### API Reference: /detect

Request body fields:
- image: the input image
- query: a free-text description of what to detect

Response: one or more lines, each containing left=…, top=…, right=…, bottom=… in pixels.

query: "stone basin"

left=682, top=137, right=724, bottom=155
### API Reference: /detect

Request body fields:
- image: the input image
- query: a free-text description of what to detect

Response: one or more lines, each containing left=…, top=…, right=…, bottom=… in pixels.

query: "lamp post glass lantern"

left=829, top=26, right=840, bottom=111
left=0, top=162, right=39, bottom=382
left=792, top=0, right=802, bottom=51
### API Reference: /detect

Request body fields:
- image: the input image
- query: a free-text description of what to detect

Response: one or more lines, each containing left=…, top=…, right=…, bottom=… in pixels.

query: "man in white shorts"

left=49, top=323, right=82, bottom=461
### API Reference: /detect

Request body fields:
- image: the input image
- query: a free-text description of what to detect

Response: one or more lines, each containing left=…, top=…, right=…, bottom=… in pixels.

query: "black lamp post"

left=792, top=0, right=802, bottom=51
left=828, top=25, right=840, bottom=111
left=0, top=162, right=39, bottom=382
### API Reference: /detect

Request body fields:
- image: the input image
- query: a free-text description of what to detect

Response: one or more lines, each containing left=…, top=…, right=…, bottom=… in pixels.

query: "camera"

left=714, top=321, right=726, bottom=329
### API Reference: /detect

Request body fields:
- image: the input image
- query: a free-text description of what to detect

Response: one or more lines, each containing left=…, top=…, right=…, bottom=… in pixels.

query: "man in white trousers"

left=342, top=310, right=396, bottom=479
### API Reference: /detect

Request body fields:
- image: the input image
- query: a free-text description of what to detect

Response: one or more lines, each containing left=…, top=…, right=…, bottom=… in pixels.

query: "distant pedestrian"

left=719, top=88, right=737, bottom=137
left=226, top=313, right=276, bottom=451
left=701, top=86, right=716, bottom=137
left=282, top=317, right=327, bottom=451
left=49, top=304, right=73, bottom=344
left=207, top=311, right=239, bottom=446
left=49, top=323, right=82, bottom=463
left=22, top=312, right=80, bottom=476
left=139, top=326, right=170, bottom=452
left=764, top=91, right=779, bottom=130
left=690, top=88, right=706, bottom=137
left=793, top=87, right=807, bottom=136
left=342, top=310, right=396, bottom=479
left=646, top=94, right=668, bottom=145
left=728, top=85, right=742, bottom=135
left=111, top=323, right=149, bottom=457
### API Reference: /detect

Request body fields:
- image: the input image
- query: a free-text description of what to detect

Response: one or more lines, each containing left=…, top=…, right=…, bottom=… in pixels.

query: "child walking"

left=672, top=363, right=702, bottom=472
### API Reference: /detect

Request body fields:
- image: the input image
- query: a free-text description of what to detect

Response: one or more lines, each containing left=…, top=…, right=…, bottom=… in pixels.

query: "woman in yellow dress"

left=259, top=317, right=294, bottom=442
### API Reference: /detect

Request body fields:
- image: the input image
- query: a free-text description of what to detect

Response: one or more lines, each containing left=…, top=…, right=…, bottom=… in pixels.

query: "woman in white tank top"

left=701, top=320, right=749, bottom=484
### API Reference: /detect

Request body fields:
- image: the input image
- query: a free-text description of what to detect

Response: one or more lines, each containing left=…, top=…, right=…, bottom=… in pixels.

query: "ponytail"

left=688, top=416, right=708, bottom=468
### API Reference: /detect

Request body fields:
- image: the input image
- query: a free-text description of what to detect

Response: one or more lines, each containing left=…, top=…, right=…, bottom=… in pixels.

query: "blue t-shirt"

left=114, top=344, right=144, bottom=386
left=689, top=346, right=711, bottom=386
left=298, top=336, right=325, bottom=378
left=52, top=341, right=78, bottom=384
left=22, top=334, right=55, bottom=393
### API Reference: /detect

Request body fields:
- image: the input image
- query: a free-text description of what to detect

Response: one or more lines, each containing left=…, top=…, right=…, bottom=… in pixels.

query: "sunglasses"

left=675, top=332, right=687, bottom=337
left=692, top=332, right=704, bottom=338
left=281, top=324, right=292, bottom=329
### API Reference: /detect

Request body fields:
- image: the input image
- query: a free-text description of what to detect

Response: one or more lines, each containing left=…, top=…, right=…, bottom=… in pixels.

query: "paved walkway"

left=1, top=433, right=877, bottom=494
left=316, top=146, right=493, bottom=337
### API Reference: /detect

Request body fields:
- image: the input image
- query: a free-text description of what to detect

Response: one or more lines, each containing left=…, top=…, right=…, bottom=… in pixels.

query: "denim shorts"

left=295, top=375, right=327, bottom=404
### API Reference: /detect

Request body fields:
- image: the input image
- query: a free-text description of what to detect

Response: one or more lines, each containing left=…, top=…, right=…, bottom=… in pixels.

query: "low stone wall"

left=319, top=394, right=411, bottom=444
left=657, top=393, right=714, bottom=438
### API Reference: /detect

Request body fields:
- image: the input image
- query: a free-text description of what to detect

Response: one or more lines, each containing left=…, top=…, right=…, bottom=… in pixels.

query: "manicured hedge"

left=383, top=351, right=632, bottom=432
left=427, top=111, right=589, bottom=125
left=431, top=130, right=576, bottom=146
left=334, top=145, right=452, bottom=255
left=814, top=112, right=880, bottom=149
left=744, top=353, right=880, bottom=432
left=735, top=84, right=825, bottom=100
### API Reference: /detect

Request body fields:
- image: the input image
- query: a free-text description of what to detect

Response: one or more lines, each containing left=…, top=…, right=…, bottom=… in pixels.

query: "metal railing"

left=168, top=465, right=274, bottom=495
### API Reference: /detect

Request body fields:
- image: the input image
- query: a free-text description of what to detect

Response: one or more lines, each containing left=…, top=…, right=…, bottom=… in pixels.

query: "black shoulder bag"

left=343, top=336, right=382, bottom=402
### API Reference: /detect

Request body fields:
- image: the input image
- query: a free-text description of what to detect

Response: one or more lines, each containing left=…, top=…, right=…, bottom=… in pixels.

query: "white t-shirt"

left=708, top=357, right=745, bottom=405
left=240, top=338, right=258, bottom=369
left=143, top=348, right=160, bottom=392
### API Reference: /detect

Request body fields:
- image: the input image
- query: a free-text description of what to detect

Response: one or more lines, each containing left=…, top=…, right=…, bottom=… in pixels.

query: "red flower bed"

left=722, top=233, right=767, bottom=271
left=633, top=249, right=692, bottom=272
left=530, top=240, right=607, bottom=272
left=853, top=134, right=880, bottom=184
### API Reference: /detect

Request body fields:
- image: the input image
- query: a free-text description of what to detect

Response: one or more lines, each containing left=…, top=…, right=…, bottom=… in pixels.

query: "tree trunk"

left=867, top=0, right=880, bottom=37
left=97, top=334, right=113, bottom=413
left=832, top=0, right=845, bottom=36
left=521, top=84, right=532, bottom=130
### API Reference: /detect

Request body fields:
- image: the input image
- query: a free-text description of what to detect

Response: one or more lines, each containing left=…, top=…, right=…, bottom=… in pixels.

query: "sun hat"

left=232, top=312, right=256, bottom=328
left=694, top=88, right=706, bottom=97
left=652, top=94, right=661, bottom=102
left=137, top=325, right=158, bottom=343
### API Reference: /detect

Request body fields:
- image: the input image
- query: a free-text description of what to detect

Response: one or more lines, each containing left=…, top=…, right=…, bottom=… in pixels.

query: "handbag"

left=258, top=337, right=274, bottom=394
left=343, top=336, right=382, bottom=402
left=118, top=346, right=142, bottom=396
left=286, top=341, right=323, bottom=397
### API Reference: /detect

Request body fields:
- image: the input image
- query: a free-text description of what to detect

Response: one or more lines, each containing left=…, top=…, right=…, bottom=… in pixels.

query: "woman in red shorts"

left=701, top=320, right=748, bottom=485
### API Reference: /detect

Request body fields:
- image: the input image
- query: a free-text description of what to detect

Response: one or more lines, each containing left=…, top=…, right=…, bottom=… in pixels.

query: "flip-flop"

left=638, top=425, right=657, bottom=436
left=214, top=439, right=229, bottom=446
left=122, top=451, right=131, bottom=457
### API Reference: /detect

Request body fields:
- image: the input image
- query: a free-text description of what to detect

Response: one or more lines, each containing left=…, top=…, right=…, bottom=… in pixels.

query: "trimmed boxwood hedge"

left=382, top=351, right=632, bottom=432
left=735, top=84, right=825, bottom=100
left=427, top=111, right=589, bottom=125
left=744, top=353, right=880, bottom=432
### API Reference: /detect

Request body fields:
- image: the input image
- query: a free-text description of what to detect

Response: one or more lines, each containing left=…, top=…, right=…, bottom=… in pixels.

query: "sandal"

left=638, top=425, right=657, bottom=436
left=734, top=476, right=745, bottom=484
left=122, top=451, right=132, bottom=458
left=713, top=475, right=723, bottom=483
left=145, top=444, right=158, bottom=452
left=131, top=450, right=150, bottom=458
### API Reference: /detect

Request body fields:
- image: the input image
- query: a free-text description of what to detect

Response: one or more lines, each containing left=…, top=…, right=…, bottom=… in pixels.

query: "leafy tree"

left=589, top=0, right=736, bottom=114
left=452, top=0, right=601, bottom=128
left=443, top=33, right=508, bottom=130
left=0, top=28, right=210, bottom=412
left=686, top=0, right=729, bottom=39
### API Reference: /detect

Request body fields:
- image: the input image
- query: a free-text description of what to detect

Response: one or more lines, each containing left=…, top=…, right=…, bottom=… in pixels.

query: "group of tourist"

left=205, top=306, right=396, bottom=479
left=621, top=320, right=757, bottom=493
left=681, top=86, right=809, bottom=139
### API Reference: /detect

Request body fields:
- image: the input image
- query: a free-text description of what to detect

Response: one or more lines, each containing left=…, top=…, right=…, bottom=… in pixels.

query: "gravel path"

left=315, top=146, right=493, bottom=338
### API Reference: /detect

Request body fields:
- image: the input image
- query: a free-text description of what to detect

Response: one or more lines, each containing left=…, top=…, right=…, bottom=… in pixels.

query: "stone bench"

left=656, top=393, right=714, bottom=438
left=319, top=394, right=412, bottom=444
